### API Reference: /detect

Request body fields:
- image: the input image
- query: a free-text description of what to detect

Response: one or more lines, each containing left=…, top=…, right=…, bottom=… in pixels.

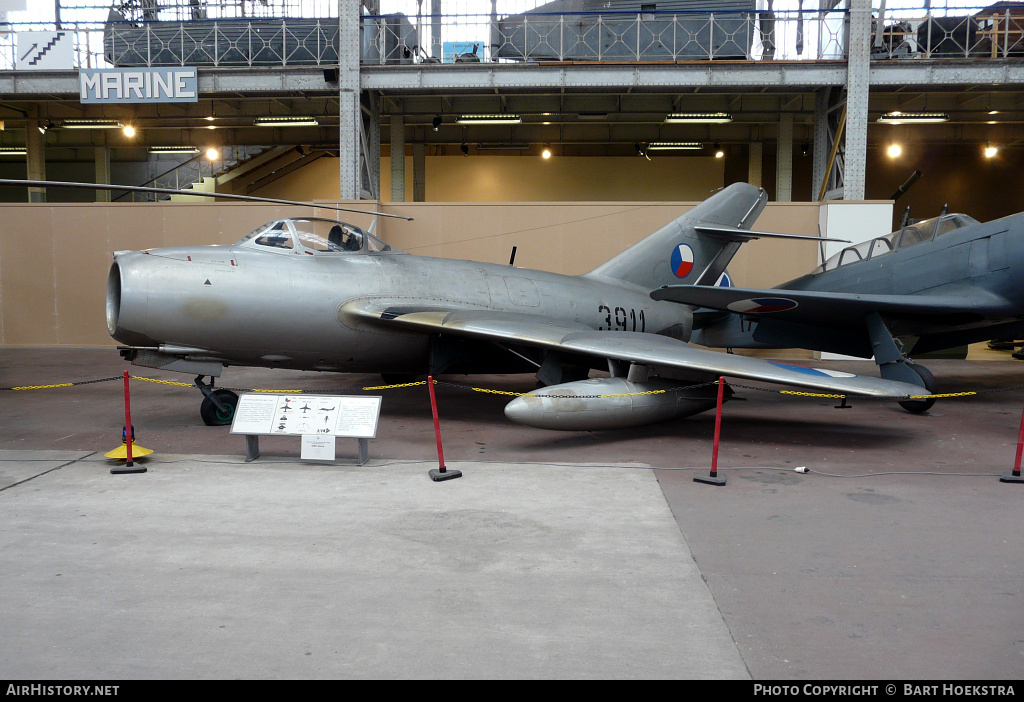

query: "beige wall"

left=0, top=199, right=821, bottom=348
left=253, top=155, right=725, bottom=203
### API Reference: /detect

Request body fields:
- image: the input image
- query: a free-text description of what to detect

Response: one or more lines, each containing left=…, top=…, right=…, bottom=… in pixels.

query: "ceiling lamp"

left=646, top=142, right=703, bottom=151
left=0, top=147, right=27, bottom=156
left=714, top=142, right=725, bottom=158
left=456, top=114, right=521, bottom=125
left=149, top=146, right=201, bottom=155
left=877, top=111, right=948, bottom=124
left=541, top=146, right=552, bottom=159
left=122, top=125, right=136, bottom=137
left=664, top=112, right=732, bottom=124
left=205, top=147, right=220, bottom=160
left=254, top=116, right=319, bottom=127
left=984, top=144, right=999, bottom=158
left=887, top=143, right=903, bottom=158
left=62, top=119, right=122, bottom=129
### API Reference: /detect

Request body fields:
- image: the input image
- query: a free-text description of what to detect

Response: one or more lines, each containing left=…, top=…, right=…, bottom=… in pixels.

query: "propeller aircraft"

left=653, top=203, right=1024, bottom=415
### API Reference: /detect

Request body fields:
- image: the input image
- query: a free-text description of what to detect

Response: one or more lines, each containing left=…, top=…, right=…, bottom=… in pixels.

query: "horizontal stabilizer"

left=693, top=225, right=850, bottom=244
left=651, top=285, right=1006, bottom=327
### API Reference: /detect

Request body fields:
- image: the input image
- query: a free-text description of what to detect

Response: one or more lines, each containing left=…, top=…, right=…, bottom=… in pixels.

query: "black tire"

left=898, top=364, right=937, bottom=414
left=200, top=389, right=239, bottom=426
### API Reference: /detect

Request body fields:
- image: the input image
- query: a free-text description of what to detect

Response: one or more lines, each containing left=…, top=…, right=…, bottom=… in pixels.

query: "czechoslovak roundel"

left=671, top=244, right=695, bottom=278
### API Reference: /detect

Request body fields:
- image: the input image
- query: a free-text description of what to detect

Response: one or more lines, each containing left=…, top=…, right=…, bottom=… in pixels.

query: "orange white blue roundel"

left=671, top=244, right=695, bottom=277
left=726, top=297, right=799, bottom=313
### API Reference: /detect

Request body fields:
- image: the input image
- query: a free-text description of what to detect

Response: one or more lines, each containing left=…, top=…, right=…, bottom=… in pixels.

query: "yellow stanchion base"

left=104, top=442, right=154, bottom=460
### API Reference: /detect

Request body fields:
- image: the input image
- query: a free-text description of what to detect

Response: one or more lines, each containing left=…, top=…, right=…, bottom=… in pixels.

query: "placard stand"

left=230, top=393, right=381, bottom=465
left=243, top=434, right=369, bottom=465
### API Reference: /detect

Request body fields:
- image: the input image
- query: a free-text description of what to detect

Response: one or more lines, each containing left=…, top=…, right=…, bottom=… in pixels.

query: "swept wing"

left=342, top=301, right=929, bottom=398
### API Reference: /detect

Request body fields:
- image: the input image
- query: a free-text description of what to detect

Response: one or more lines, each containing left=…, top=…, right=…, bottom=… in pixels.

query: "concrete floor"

left=2, top=347, right=1024, bottom=679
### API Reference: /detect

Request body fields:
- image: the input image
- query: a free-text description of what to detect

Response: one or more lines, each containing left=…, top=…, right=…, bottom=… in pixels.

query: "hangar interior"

left=1, top=0, right=1023, bottom=220
left=4, top=1, right=1024, bottom=682
left=2, top=0, right=1024, bottom=358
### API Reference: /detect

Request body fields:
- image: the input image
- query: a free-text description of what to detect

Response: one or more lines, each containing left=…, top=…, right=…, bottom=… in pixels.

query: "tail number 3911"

left=598, top=305, right=646, bottom=332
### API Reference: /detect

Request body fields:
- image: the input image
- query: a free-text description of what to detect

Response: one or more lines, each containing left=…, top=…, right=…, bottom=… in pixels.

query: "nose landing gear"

left=195, top=376, right=239, bottom=426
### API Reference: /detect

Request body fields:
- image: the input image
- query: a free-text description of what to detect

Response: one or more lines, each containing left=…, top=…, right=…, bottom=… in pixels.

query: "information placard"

left=230, top=394, right=382, bottom=438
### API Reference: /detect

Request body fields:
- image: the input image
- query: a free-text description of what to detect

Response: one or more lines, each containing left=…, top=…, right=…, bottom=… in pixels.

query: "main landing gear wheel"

left=200, top=389, right=239, bottom=426
left=898, top=364, right=937, bottom=414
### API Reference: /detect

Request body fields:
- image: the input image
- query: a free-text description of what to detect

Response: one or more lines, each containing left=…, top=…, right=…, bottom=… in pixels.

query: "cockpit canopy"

left=235, top=217, right=400, bottom=255
left=814, top=213, right=979, bottom=274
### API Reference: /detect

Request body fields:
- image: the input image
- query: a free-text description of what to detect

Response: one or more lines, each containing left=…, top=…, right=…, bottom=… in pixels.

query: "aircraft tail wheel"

left=898, top=364, right=937, bottom=414
left=200, top=389, right=239, bottom=426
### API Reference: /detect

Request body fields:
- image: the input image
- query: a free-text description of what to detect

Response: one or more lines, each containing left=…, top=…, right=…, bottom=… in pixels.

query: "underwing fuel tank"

left=503, top=377, right=730, bottom=431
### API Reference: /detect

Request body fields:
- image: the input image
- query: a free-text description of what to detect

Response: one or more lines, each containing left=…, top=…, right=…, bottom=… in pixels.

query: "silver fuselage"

left=107, top=244, right=690, bottom=374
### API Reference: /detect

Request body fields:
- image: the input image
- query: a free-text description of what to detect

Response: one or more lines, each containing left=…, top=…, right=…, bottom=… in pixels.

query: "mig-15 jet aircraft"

left=3, top=179, right=933, bottom=430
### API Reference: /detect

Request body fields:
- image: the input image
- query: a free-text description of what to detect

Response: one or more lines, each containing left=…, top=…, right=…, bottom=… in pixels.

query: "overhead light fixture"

left=254, top=116, right=319, bottom=127
left=887, top=143, right=903, bottom=158
left=62, top=119, right=122, bottom=129
left=205, top=147, right=220, bottom=160
left=646, top=142, right=703, bottom=151
left=456, top=114, right=521, bottom=125
left=149, top=146, right=201, bottom=155
left=877, top=111, right=948, bottom=124
left=432, top=116, right=442, bottom=132
left=122, top=125, right=136, bottom=137
left=541, top=146, right=552, bottom=159
left=984, top=144, right=999, bottom=158
left=0, top=147, right=27, bottom=156
left=664, top=112, right=732, bottom=124
left=460, top=143, right=469, bottom=156
left=714, top=142, right=725, bottom=158
left=635, top=142, right=650, bottom=160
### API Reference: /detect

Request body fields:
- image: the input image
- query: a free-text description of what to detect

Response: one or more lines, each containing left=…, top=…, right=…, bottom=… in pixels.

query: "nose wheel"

left=195, top=376, right=239, bottom=426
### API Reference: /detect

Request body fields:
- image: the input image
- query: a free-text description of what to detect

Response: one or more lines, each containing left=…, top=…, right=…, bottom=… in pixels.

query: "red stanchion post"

left=427, top=376, right=462, bottom=482
left=112, top=370, right=146, bottom=474
left=1000, top=401, right=1024, bottom=483
left=695, top=376, right=727, bottom=486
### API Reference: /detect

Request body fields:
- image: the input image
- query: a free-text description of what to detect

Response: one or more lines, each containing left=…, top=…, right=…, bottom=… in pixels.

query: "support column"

left=748, top=141, right=762, bottom=188
left=363, top=92, right=380, bottom=199
left=413, top=143, right=425, bottom=202
left=94, top=146, right=111, bottom=203
left=811, top=89, right=831, bottom=201
left=776, top=113, right=793, bottom=202
left=338, top=0, right=361, bottom=200
left=390, top=114, right=405, bottom=202
left=844, top=0, right=871, bottom=201
left=431, top=0, right=442, bottom=60
left=25, top=120, right=45, bottom=203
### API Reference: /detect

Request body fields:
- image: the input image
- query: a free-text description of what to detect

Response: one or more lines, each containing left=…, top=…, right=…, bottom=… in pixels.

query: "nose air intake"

left=106, top=262, right=122, bottom=336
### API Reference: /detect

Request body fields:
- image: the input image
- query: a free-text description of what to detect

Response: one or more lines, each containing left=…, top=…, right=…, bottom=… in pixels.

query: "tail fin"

left=584, top=183, right=767, bottom=290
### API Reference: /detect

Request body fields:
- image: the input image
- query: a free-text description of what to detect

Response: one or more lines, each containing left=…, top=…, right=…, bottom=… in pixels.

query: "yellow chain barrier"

left=0, top=374, right=1013, bottom=402
left=780, top=390, right=847, bottom=399
left=8, top=383, right=74, bottom=391
left=361, top=380, right=428, bottom=391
